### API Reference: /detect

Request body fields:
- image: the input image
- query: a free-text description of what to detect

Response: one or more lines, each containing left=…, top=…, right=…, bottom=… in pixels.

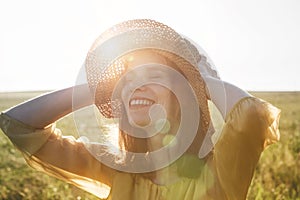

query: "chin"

left=128, top=111, right=151, bottom=127
left=129, top=118, right=150, bottom=127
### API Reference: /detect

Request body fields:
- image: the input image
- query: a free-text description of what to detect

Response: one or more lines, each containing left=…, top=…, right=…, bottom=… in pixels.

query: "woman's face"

left=121, top=52, right=178, bottom=127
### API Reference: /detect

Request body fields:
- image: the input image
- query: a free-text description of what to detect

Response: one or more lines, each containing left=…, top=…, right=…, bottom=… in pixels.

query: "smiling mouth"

left=129, top=98, right=155, bottom=108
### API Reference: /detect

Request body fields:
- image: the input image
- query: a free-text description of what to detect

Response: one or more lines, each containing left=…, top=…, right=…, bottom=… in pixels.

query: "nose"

left=127, top=80, right=148, bottom=92
left=136, top=85, right=148, bottom=91
left=124, top=68, right=153, bottom=93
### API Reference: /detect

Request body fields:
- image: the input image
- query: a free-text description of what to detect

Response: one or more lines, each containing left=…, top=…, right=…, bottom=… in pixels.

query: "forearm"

left=204, top=76, right=251, bottom=118
left=4, top=84, right=93, bottom=129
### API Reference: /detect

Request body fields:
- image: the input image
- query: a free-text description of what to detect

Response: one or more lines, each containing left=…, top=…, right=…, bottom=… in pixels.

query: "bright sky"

left=0, top=0, right=299, bottom=92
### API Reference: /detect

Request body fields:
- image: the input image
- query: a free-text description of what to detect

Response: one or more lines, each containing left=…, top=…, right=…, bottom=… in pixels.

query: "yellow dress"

left=0, top=97, right=280, bottom=200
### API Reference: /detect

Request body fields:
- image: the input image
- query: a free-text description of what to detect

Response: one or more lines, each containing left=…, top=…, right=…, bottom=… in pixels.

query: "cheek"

left=165, top=91, right=179, bottom=108
left=121, top=89, right=126, bottom=102
left=121, top=86, right=131, bottom=103
left=157, top=88, right=176, bottom=108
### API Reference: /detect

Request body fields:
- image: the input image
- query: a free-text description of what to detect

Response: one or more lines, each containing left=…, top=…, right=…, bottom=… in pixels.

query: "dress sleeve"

left=213, top=97, right=280, bottom=199
left=0, top=112, right=116, bottom=199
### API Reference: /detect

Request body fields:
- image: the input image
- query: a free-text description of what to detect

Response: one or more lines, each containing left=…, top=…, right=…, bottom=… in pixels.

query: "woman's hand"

left=196, top=54, right=250, bottom=118
left=198, top=55, right=220, bottom=80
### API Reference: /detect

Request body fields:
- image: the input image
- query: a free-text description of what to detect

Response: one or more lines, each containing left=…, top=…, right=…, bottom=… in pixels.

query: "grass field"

left=0, top=91, right=299, bottom=199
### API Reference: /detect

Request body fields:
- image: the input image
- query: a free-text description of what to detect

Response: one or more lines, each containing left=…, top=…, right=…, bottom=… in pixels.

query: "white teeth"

left=130, top=99, right=154, bottom=106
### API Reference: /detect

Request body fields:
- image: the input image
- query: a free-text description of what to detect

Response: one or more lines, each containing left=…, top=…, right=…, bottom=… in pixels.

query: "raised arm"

left=4, top=83, right=93, bottom=128
left=203, top=76, right=251, bottom=119
left=0, top=84, right=117, bottom=193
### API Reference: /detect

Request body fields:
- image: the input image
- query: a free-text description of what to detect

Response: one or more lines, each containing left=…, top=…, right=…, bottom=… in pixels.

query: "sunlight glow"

left=0, top=0, right=299, bottom=91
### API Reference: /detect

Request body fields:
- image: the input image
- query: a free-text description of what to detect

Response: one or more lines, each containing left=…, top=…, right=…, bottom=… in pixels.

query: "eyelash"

left=149, top=74, right=163, bottom=79
left=150, top=76, right=160, bottom=79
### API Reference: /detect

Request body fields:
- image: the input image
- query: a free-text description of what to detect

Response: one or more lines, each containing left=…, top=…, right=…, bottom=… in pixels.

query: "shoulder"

left=226, top=97, right=280, bottom=126
left=224, top=96, right=280, bottom=146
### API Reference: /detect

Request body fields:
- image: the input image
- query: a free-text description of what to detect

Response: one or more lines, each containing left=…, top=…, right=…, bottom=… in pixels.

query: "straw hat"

left=85, top=19, right=211, bottom=131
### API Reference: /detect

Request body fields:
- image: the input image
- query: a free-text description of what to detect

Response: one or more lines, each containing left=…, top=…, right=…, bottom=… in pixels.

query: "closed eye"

left=124, top=73, right=135, bottom=83
left=148, top=71, right=165, bottom=79
left=150, top=75, right=162, bottom=79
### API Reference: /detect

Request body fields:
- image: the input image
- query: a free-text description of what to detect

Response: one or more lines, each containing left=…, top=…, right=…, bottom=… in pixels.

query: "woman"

left=0, top=19, right=280, bottom=199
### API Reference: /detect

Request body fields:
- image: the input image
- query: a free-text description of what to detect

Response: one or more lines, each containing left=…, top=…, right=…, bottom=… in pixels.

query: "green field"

left=0, top=91, right=299, bottom=199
